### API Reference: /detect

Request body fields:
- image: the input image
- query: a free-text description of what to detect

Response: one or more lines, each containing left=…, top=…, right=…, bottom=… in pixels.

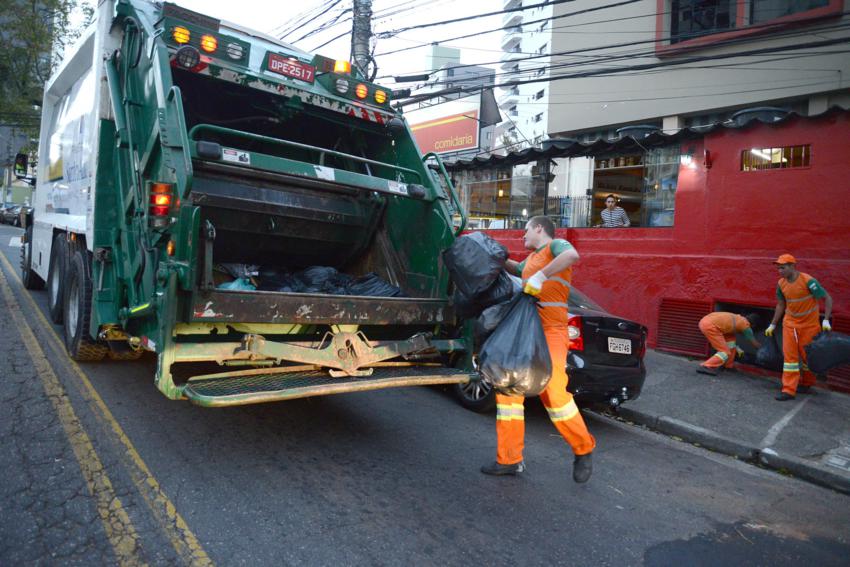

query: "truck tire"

left=63, top=247, right=107, bottom=361
left=20, top=224, right=45, bottom=290
left=47, top=233, right=68, bottom=323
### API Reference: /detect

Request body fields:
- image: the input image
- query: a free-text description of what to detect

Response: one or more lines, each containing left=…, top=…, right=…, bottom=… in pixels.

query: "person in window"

left=596, top=194, right=630, bottom=227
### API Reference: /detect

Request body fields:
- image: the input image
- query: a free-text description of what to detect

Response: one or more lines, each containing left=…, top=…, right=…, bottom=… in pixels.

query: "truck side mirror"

left=14, top=153, right=28, bottom=178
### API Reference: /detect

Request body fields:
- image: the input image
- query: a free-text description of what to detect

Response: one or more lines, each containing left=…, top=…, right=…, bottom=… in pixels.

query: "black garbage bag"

left=755, top=335, right=783, bottom=371
left=257, top=266, right=299, bottom=291
left=346, top=273, right=403, bottom=297
left=295, top=266, right=340, bottom=293
left=443, top=232, right=509, bottom=298
left=806, top=332, right=850, bottom=374
left=454, top=270, right=517, bottom=318
left=474, top=299, right=514, bottom=345
left=478, top=294, right=552, bottom=397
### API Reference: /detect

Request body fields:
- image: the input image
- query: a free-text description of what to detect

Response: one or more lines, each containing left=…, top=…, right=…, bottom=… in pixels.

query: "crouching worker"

left=696, top=312, right=762, bottom=376
left=480, top=216, right=596, bottom=483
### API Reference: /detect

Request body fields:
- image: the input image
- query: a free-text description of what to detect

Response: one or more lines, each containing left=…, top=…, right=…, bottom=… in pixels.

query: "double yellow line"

left=0, top=252, right=212, bottom=566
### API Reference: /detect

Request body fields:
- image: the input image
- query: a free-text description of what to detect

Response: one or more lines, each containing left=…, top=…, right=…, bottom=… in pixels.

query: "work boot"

left=775, top=392, right=796, bottom=401
left=573, top=453, right=592, bottom=483
left=696, top=366, right=718, bottom=376
left=481, top=461, right=525, bottom=476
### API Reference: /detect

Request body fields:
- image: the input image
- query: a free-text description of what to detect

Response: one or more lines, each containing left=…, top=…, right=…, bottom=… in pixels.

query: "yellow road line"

left=0, top=252, right=212, bottom=566
left=0, top=259, right=146, bottom=566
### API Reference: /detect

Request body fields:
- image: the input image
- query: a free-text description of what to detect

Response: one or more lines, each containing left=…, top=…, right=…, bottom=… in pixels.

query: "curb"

left=606, top=407, right=850, bottom=496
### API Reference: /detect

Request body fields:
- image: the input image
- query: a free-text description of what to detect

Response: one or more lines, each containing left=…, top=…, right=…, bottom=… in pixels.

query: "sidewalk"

left=615, top=349, right=850, bottom=494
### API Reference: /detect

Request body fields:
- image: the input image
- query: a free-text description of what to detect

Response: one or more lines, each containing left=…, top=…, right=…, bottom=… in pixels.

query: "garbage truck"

left=21, top=0, right=475, bottom=406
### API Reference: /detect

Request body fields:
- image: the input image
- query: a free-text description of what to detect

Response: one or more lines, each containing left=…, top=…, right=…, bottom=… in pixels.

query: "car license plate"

left=608, top=337, right=632, bottom=354
left=267, top=53, right=315, bottom=83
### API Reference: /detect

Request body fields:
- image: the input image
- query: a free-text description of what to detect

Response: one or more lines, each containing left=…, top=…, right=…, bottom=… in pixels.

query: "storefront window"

left=642, top=146, right=681, bottom=227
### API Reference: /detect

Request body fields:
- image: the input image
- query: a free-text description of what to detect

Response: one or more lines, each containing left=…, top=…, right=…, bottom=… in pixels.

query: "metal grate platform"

left=183, top=366, right=474, bottom=407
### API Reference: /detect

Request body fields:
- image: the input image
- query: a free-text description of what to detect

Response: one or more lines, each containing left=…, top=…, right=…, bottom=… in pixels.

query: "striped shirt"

left=600, top=206, right=630, bottom=227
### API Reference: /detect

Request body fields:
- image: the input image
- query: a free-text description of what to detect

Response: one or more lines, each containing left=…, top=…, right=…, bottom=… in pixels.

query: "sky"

left=173, top=0, right=503, bottom=85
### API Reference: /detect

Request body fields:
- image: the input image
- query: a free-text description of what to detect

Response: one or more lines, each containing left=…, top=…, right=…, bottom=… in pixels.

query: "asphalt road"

left=1, top=223, right=849, bottom=566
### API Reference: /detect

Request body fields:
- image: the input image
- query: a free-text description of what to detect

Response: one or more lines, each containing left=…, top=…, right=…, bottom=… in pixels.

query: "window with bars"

left=670, top=0, right=735, bottom=44
left=741, top=144, right=811, bottom=171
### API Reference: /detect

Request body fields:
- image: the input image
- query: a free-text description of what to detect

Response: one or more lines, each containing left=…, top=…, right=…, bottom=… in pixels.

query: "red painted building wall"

left=481, top=111, right=850, bottom=362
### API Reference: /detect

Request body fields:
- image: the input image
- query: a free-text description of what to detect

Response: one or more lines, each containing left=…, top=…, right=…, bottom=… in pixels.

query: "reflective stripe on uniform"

left=786, top=294, right=815, bottom=303
left=714, top=351, right=729, bottom=362
left=496, top=403, right=524, bottom=421
left=549, top=276, right=571, bottom=288
left=539, top=302, right=569, bottom=308
left=783, top=362, right=800, bottom=372
left=787, top=306, right=818, bottom=318
left=726, top=341, right=737, bottom=348
left=545, top=399, right=580, bottom=422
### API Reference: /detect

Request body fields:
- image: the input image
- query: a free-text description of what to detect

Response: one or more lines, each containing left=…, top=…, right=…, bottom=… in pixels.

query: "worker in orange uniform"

left=696, top=312, right=762, bottom=376
left=766, top=254, right=833, bottom=401
left=480, top=216, right=596, bottom=482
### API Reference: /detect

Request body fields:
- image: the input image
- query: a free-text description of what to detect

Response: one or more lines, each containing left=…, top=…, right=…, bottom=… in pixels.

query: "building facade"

left=497, top=0, right=555, bottom=150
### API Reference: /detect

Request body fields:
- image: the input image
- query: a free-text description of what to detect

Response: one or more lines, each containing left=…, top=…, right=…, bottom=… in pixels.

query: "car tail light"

left=149, top=183, right=173, bottom=227
left=568, top=315, right=583, bottom=352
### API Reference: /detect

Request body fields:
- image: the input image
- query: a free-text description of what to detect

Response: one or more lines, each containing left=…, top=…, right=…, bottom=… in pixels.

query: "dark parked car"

left=455, top=286, right=647, bottom=412
left=1, top=204, right=23, bottom=226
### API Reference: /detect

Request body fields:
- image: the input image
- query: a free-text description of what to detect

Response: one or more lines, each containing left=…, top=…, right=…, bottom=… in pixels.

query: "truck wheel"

left=453, top=378, right=496, bottom=413
left=63, top=247, right=107, bottom=361
left=47, top=233, right=67, bottom=323
left=20, top=225, right=45, bottom=290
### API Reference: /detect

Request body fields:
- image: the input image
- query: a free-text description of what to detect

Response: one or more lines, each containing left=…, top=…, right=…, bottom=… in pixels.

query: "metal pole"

left=350, top=0, right=372, bottom=78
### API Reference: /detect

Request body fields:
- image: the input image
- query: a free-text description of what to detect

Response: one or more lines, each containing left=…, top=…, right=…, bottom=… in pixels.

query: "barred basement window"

left=741, top=145, right=810, bottom=171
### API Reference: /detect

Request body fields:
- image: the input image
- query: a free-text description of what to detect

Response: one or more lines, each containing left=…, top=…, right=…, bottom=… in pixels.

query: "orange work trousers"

left=495, top=325, right=596, bottom=465
left=781, top=323, right=819, bottom=395
left=698, top=318, right=737, bottom=369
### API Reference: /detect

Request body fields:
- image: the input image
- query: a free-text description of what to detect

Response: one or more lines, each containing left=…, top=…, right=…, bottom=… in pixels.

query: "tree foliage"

left=0, top=0, right=93, bottom=138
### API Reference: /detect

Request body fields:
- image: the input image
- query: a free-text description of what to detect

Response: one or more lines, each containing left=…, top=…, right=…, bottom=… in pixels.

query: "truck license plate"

left=267, top=53, right=315, bottom=83
left=608, top=337, right=632, bottom=354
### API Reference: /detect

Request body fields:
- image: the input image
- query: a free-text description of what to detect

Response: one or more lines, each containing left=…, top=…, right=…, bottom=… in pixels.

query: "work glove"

left=764, top=324, right=775, bottom=337
left=735, top=347, right=745, bottom=358
left=822, top=319, right=832, bottom=332
left=523, top=271, right=547, bottom=297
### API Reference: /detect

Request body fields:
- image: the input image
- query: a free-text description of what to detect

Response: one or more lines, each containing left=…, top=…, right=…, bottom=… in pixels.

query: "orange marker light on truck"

left=374, top=90, right=387, bottom=104
left=355, top=84, right=368, bottom=99
left=149, top=183, right=174, bottom=222
left=173, top=26, right=190, bottom=44
left=334, top=60, right=351, bottom=74
left=200, top=34, right=217, bottom=53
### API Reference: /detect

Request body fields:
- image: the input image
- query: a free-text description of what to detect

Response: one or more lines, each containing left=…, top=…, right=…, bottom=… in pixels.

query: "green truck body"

left=23, top=0, right=474, bottom=406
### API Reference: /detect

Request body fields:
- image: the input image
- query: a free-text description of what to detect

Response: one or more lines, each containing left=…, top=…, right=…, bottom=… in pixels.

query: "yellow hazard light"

left=355, top=83, right=368, bottom=99
left=173, top=26, right=191, bottom=44
left=374, top=90, right=387, bottom=104
left=334, top=60, right=351, bottom=74
left=200, top=34, right=218, bottom=53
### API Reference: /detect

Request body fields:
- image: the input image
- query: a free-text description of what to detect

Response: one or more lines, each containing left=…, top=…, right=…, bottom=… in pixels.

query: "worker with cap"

left=696, top=312, right=762, bottom=376
left=766, top=254, right=833, bottom=401
left=480, top=215, right=595, bottom=483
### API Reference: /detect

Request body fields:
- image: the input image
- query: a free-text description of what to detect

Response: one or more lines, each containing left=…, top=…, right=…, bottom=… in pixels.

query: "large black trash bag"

left=806, top=332, right=850, bottom=374
left=755, top=335, right=783, bottom=371
left=454, top=270, right=516, bottom=318
left=474, top=299, right=514, bottom=345
left=478, top=294, right=552, bottom=397
left=346, top=273, right=403, bottom=297
left=443, top=232, right=509, bottom=298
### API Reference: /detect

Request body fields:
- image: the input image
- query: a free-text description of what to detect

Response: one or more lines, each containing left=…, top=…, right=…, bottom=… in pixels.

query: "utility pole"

left=350, top=0, right=373, bottom=78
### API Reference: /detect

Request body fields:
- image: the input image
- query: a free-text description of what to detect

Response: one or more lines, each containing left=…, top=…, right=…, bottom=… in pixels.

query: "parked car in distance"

left=454, top=286, right=647, bottom=412
left=1, top=205, right=23, bottom=226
